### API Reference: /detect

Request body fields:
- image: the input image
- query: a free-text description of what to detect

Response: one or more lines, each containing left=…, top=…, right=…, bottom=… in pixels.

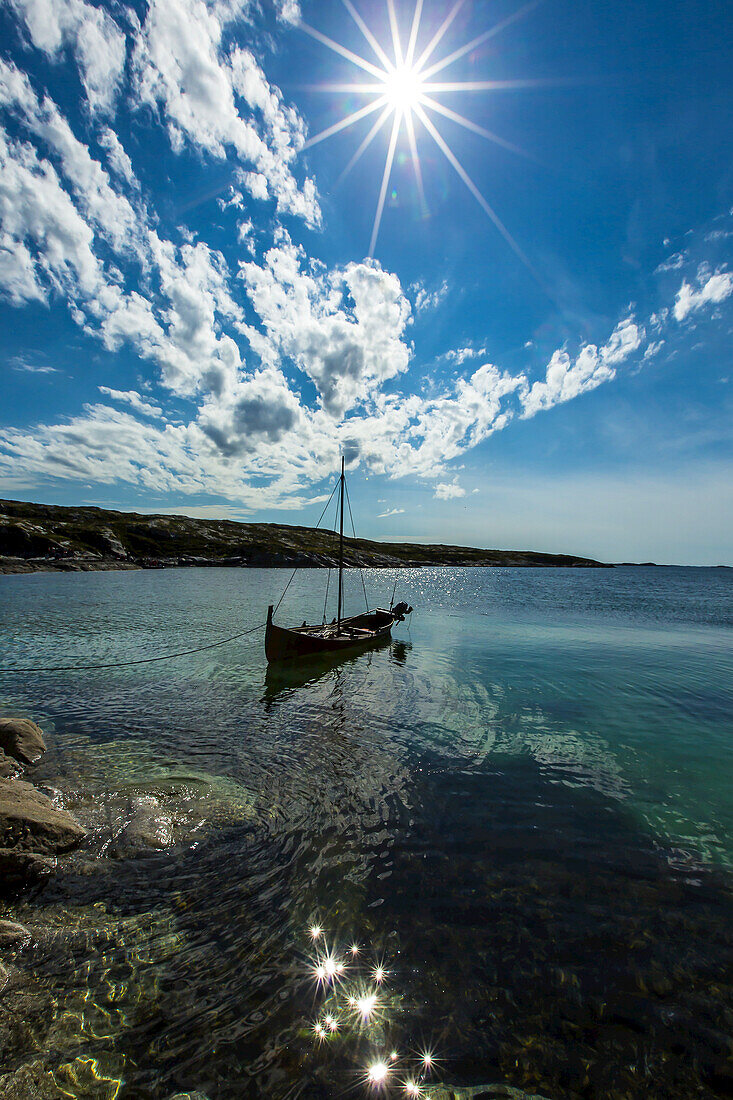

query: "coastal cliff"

left=0, top=498, right=609, bottom=573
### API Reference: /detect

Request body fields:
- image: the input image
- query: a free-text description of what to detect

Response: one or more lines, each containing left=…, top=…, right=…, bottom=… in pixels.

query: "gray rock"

left=0, top=718, right=46, bottom=766
left=0, top=920, right=32, bottom=948
left=0, top=848, right=55, bottom=884
left=112, top=796, right=174, bottom=856
left=0, top=749, right=19, bottom=778
left=0, top=779, right=84, bottom=854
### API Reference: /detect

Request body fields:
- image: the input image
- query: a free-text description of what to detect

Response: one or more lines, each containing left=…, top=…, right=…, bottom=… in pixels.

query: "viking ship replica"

left=265, top=458, right=412, bottom=662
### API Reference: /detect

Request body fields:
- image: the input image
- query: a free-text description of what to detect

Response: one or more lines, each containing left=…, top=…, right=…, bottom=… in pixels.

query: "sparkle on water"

left=2, top=565, right=731, bottom=1097
left=368, top=1060, right=390, bottom=1084
left=304, top=920, right=442, bottom=1094
left=301, top=0, right=540, bottom=261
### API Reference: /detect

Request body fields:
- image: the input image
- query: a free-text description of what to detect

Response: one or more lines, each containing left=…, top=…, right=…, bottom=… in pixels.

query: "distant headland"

left=0, top=498, right=610, bottom=573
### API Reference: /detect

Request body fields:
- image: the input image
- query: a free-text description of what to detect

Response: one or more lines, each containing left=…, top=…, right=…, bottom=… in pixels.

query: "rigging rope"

left=344, top=480, right=369, bottom=613
left=273, top=477, right=340, bottom=615
left=321, top=484, right=341, bottom=623
left=0, top=621, right=266, bottom=675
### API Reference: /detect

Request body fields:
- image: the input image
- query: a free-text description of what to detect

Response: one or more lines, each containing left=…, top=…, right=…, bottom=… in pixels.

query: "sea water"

left=0, top=565, right=731, bottom=1098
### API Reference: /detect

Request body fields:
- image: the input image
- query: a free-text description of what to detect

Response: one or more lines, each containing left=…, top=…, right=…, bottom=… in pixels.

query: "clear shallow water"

left=0, top=565, right=731, bottom=1099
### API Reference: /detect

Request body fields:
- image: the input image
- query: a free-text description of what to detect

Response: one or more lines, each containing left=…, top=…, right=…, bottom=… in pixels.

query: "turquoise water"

left=0, top=565, right=731, bottom=1098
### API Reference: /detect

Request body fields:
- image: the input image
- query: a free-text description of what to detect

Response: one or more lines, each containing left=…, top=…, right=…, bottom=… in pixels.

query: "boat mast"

left=337, top=455, right=344, bottom=631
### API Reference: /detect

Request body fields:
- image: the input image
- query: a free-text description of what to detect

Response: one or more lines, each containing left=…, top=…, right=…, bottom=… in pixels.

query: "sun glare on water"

left=301, top=0, right=541, bottom=261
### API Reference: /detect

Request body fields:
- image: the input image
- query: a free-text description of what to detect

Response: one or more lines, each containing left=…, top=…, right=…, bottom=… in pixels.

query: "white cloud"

left=98, top=128, right=138, bottom=189
left=197, top=368, right=302, bottom=453
left=522, top=317, right=643, bottom=419
left=240, top=240, right=411, bottom=416
left=0, top=125, right=104, bottom=303
left=673, top=270, right=733, bottom=321
left=273, top=0, right=300, bottom=24
left=0, top=61, right=146, bottom=261
left=445, top=344, right=488, bottom=366
left=643, top=340, right=665, bottom=360
left=0, top=230, right=46, bottom=304
left=1, top=11, right=732, bottom=522
left=98, top=387, right=162, bottom=417
left=413, top=278, right=449, bottom=313
left=131, top=0, right=320, bottom=225
left=377, top=507, right=405, bottom=517
left=8, top=0, right=127, bottom=114
left=655, top=251, right=685, bottom=273
left=10, top=354, right=57, bottom=373
left=434, top=478, right=465, bottom=500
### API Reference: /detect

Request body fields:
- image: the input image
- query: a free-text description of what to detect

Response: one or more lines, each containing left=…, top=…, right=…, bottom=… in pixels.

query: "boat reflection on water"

left=390, top=639, right=412, bottom=665
left=262, top=634, right=403, bottom=707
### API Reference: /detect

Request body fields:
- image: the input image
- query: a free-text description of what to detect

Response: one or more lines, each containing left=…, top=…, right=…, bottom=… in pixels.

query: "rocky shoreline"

left=0, top=718, right=85, bottom=892
left=0, top=498, right=610, bottom=574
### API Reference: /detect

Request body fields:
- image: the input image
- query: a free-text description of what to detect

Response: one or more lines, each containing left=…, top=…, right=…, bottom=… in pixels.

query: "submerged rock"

left=0, top=718, right=46, bottom=766
left=111, top=796, right=174, bottom=856
left=430, top=1088, right=553, bottom=1099
left=0, top=778, right=85, bottom=855
left=0, top=848, right=55, bottom=884
left=0, top=919, right=32, bottom=948
left=0, top=1058, right=64, bottom=1100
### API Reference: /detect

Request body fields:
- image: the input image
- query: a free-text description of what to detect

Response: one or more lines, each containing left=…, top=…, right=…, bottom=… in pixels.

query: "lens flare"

left=301, top=0, right=539, bottom=263
left=356, top=992, right=378, bottom=1020
left=368, top=1060, right=390, bottom=1084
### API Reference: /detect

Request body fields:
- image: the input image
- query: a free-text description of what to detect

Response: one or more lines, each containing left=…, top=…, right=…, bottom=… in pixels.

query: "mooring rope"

left=0, top=621, right=266, bottom=674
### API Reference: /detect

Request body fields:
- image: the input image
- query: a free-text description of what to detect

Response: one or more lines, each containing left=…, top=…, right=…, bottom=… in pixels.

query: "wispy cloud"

left=10, top=355, right=58, bottom=374
left=98, top=387, right=163, bottom=418
left=413, top=278, right=449, bottom=313
left=377, top=507, right=405, bottom=517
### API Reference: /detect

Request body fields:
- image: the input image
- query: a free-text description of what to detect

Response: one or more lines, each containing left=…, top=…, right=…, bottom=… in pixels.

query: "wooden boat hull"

left=265, top=606, right=396, bottom=663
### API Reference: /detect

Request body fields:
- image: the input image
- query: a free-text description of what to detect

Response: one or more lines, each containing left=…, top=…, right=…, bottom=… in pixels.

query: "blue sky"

left=0, top=0, right=731, bottom=564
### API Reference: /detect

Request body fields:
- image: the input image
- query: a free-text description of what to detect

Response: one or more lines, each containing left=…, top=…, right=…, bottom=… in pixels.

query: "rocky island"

left=0, top=498, right=609, bottom=573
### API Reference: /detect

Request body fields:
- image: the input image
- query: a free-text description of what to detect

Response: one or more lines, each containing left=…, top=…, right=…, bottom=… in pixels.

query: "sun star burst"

left=301, top=0, right=539, bottom=262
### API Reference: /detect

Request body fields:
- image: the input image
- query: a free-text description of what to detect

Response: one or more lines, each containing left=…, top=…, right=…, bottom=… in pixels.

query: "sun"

left=300, top=0, right=540, bottom=263
left=382, top=62, right=424, bottom=111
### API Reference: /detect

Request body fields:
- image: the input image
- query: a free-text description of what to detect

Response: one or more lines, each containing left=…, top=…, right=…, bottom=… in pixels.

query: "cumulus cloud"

left=1, top=2, right=732, bottom=516
left=8, top=0, right=127, bottom=114
left=131, top=0, right=319, bottom=225
left=434, top=478, right=466, bottom=500
left=521, top=317, right=643, bottom=419
left=240, top=239, right=411, bottom=416
left=673, top=270, right=733, bottom=321
left=0, top=125, right=104, bottom=304
left=98, top=128, right=138, bottom=189
left=197, top=369, right=302, bottom=454
left=0, top=60, right=147, bottom=261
